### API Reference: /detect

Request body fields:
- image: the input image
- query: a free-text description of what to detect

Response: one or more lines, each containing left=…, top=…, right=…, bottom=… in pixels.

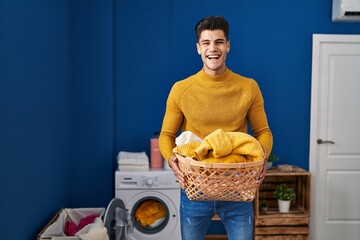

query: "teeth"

left=208, top=55, right=220, bottom=59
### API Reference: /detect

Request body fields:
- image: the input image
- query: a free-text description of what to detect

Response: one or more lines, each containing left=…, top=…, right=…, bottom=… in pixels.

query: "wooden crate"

left=253, top=166, right=311, bottom=239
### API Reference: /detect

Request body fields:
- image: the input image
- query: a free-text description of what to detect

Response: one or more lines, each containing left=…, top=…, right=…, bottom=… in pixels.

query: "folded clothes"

left=117, top=151, right=149, bottom=165
left=118, top=164, right=149, bottom=171
left=173, top=129, right=264, bottom=163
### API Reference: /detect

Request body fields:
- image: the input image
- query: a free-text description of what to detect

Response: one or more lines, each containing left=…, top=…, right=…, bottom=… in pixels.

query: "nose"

left=209, top=43, right=217, bottom=52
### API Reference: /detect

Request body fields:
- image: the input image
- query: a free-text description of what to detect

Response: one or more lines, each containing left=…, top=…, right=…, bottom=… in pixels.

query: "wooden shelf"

left=253, top=166, right=311, bottom=240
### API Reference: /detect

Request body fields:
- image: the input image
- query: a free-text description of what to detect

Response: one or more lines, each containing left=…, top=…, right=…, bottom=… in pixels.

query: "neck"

left=203, top=65, right=227, bottom=76
left=199, top=68, right=230, bottom=83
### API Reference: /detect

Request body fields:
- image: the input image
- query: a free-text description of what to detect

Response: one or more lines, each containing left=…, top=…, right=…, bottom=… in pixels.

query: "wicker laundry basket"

left=176, top=153, right=265, bottom=201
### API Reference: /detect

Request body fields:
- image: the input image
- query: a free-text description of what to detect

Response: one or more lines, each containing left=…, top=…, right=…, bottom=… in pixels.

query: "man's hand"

left=168, top=154, right=186, bottom=189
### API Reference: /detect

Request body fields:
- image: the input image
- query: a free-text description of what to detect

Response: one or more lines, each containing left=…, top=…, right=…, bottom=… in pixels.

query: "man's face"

left=196, top=29, right=230, bottom=75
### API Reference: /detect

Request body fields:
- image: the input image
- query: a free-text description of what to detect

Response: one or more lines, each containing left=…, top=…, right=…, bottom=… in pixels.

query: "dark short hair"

left=195, top=16, right=229, bottom=41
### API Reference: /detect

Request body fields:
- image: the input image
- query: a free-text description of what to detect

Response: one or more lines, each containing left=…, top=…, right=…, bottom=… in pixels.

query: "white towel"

left=117, top=151, right=149, bottom=165
left=175, top=131, right=203, bottom=146
left=118, top=165, right=149, bottom=171
left=76, top=217, right=109, bottom=240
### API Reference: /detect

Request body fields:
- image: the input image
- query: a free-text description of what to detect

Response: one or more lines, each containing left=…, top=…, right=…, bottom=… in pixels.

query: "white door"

left=310, top=34, right=360, bottom=240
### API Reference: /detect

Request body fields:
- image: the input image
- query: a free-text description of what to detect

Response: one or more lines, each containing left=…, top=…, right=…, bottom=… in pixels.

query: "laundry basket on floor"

left=37, top=198, right=136, bottom=240
left=176, top=153, right=265, bottom=201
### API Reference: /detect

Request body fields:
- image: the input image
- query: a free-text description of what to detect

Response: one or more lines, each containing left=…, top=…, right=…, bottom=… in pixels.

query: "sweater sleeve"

left=247, top=81, right=273, bottom=156
left=159, top=84, right=184, bottom=161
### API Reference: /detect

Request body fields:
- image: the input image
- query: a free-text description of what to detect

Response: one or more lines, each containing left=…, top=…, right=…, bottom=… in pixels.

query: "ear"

left=226, top=41, right=230, bottom=53
left=196, top=43, right=201, bottom=55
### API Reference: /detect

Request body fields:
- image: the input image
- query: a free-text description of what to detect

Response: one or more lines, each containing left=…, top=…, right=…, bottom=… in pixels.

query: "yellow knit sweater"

left=173, top=129, right=265, bottom=163
left=159, top=68, right=273, bottom=161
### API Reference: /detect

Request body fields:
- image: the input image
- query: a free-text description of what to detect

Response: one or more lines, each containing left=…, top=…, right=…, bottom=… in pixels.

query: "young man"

left=159, top=16, right=273, bottom=240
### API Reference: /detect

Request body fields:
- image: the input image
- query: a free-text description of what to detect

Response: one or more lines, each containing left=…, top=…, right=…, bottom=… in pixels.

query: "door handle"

left=317, top=139, right=335, bottom=144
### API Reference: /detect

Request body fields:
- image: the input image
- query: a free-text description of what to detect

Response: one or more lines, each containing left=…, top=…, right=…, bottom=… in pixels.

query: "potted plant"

left=266, top=153, right=279, bottom=169
left=260, top=201, right=268, bottom=213
left=273, top=184, right=296, bottom=213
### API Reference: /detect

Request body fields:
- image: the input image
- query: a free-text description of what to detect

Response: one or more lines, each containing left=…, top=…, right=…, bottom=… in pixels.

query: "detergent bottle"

left=150, top=132, right=163, bottom=169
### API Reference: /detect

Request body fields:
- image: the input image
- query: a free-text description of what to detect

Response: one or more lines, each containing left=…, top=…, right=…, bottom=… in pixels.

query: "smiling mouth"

left=207, top=55, right=220, bottom=60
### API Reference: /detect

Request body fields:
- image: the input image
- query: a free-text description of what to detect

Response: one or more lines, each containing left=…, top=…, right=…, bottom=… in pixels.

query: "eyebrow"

left=200, top=38, right=226, bottom=43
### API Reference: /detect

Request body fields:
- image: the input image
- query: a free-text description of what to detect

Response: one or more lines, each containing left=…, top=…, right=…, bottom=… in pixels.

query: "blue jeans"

left=180, top=189, right=253, bottom=240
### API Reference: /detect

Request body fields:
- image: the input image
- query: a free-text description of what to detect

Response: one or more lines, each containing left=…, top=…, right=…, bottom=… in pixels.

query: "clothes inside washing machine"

left=132, top=197, right=170, bottom=234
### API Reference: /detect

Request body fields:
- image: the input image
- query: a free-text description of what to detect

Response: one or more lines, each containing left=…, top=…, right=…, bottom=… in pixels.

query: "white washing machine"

left=115, top=169, right=181, bottom=240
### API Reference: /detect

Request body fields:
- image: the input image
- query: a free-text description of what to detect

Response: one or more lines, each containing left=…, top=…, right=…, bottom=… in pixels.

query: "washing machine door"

left=104, top=198, right=136, bottom=240
left=131, top=196, right=171, bottom=235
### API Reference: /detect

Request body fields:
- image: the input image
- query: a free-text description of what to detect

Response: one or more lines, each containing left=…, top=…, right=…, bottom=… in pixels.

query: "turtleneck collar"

left=197, top=68, right=232, bottom=83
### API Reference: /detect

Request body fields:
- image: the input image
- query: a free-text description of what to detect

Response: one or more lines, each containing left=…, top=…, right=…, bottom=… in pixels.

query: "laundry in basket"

left=173, top=129, right=266, bottom=201
left=38, top=208, right=106, bottom=240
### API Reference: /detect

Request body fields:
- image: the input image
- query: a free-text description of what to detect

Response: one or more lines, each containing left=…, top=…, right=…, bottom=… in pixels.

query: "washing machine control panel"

left=142, top=175, right=175, bottom=187
left=115, top=170, right=180, bottom=189
left=145, top=177, right=154, bottom=186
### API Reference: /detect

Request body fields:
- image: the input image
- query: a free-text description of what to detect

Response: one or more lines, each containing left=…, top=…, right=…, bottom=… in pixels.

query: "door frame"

left=309, top=33, right=360, bottom=239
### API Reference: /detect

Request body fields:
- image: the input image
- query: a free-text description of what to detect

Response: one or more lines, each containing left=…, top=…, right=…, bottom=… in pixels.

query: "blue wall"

left=1, top=0, right=359, bottom=239
left=0, top=0, right=114, bottom=239
left=0, top=1, right=72, bottom=239
left=115, top=0, right=360, bottom=170
left=70, top=0, right=114, bottom=208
